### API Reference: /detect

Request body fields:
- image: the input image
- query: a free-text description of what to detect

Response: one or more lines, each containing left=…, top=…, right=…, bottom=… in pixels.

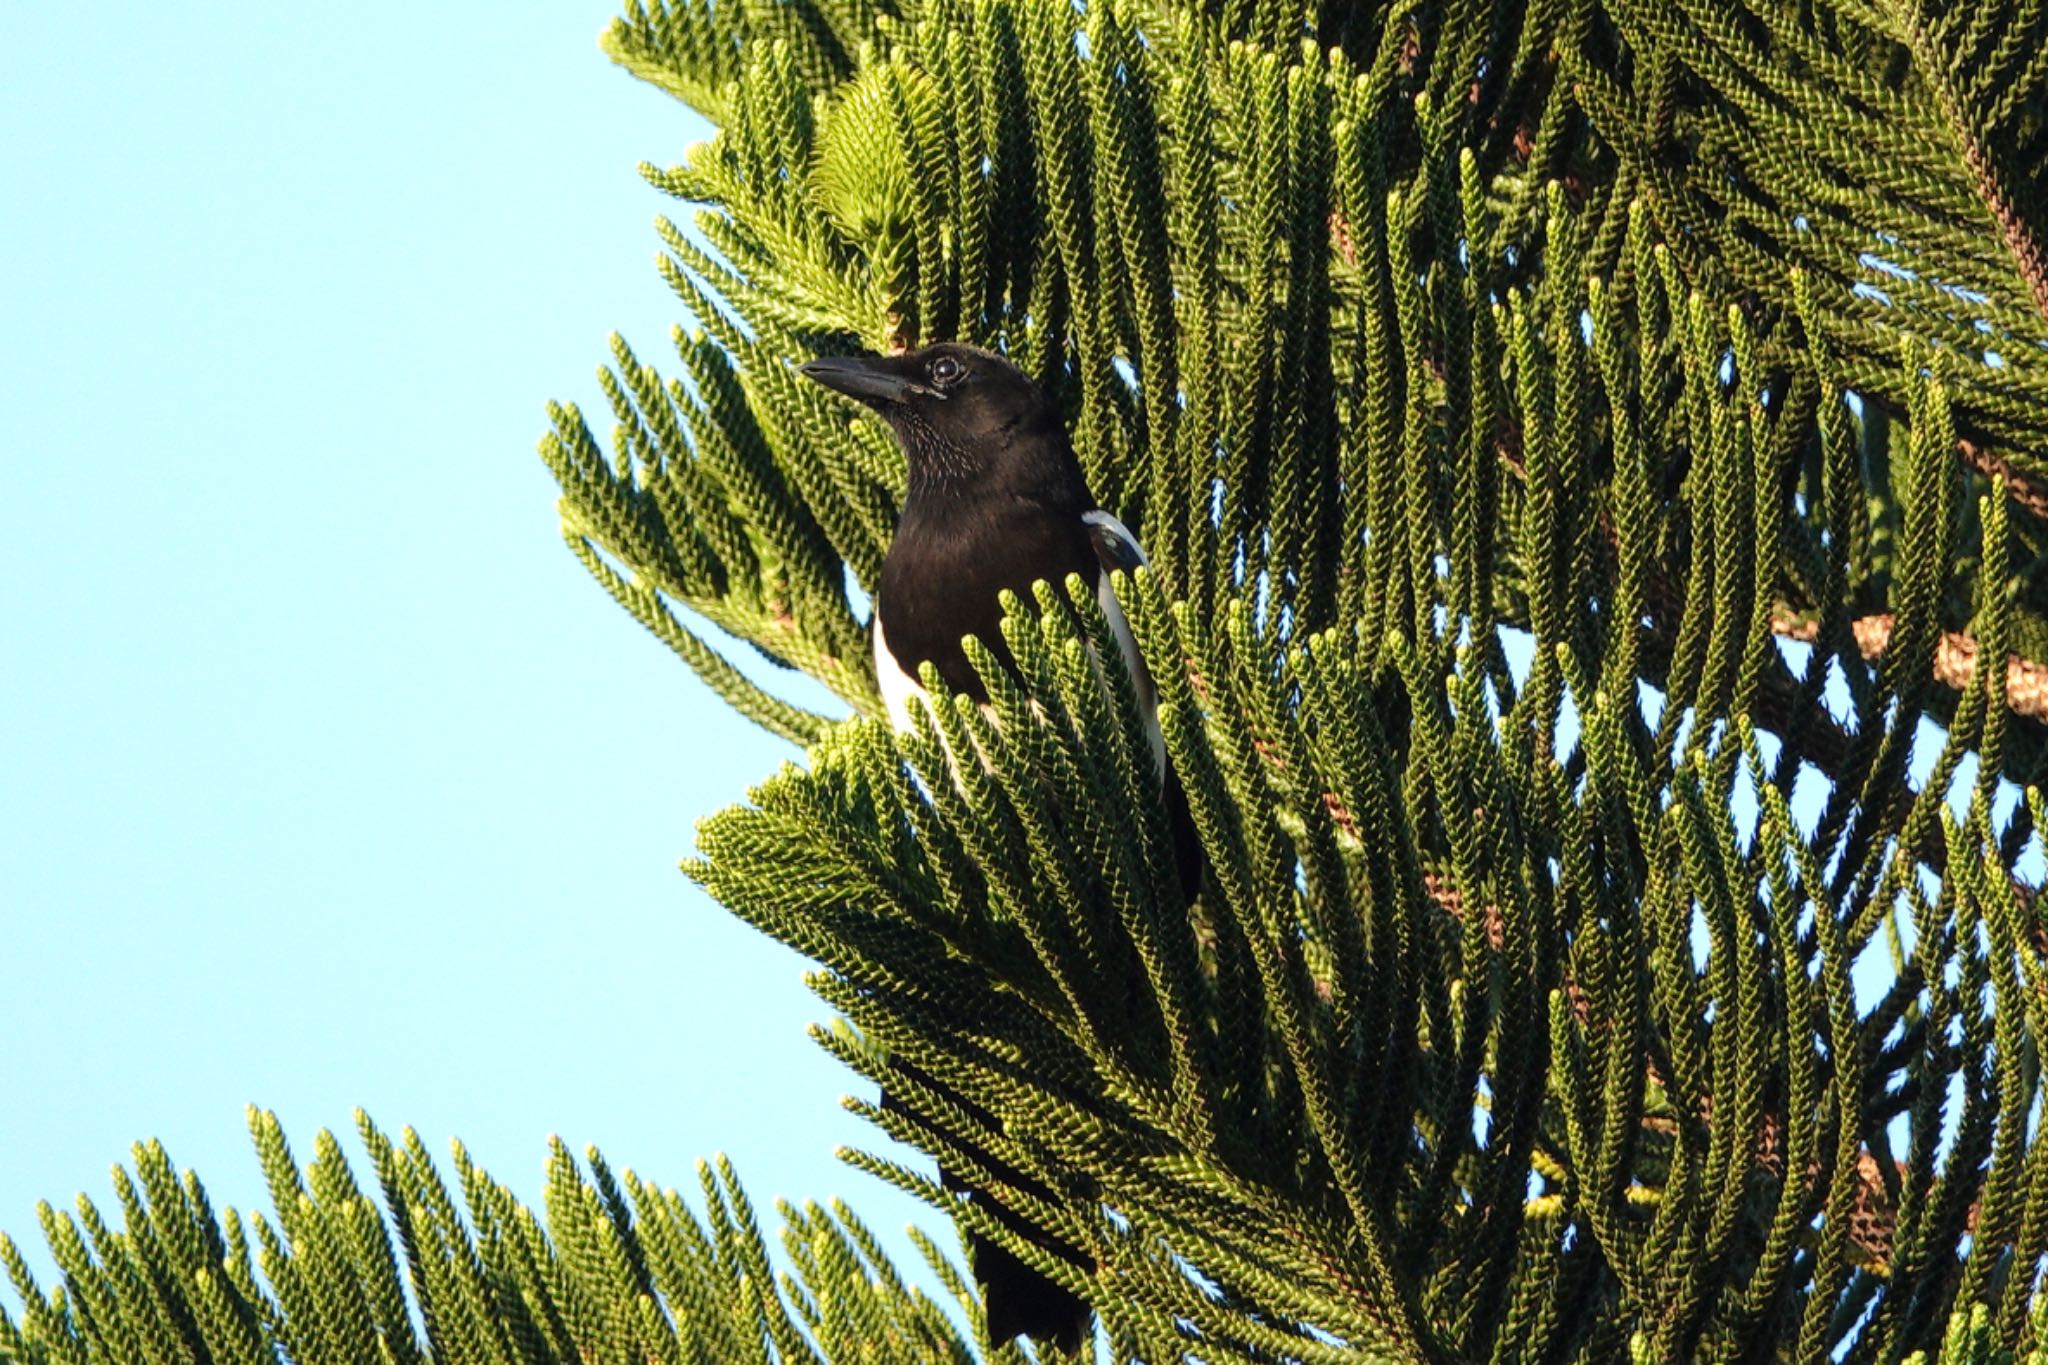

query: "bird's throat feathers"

left=897, top=405, right=1084, bottom=509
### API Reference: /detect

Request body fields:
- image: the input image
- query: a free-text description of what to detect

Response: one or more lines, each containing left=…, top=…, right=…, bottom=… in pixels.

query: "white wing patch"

left=1080, top=509, right=1146, bottom=566
left=1082, top=511, right=1166, bottom=775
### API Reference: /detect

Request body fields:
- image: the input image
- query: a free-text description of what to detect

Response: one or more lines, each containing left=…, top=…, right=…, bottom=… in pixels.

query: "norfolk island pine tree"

left=9, top=0, right=2048, bottom=1360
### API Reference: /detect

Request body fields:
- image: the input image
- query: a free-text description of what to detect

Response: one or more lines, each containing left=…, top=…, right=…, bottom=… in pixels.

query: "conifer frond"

left=553, top=0, right=2048, bottom=1355
left=0, top=1109, right=977, bottom=1365
left=1563, top=0, right=2048, bottom=480
left=11, top=0, right=2048, bottom=1359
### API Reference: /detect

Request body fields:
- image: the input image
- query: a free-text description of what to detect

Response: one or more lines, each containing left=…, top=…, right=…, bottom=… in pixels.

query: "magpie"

left=800, top=342, right=1201, bottom=1354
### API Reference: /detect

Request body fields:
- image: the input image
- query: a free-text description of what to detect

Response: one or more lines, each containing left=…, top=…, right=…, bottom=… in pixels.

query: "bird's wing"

left=1082, top=508, right=1148, bottom=575
left=1081, top=511, right=1163, bottom=771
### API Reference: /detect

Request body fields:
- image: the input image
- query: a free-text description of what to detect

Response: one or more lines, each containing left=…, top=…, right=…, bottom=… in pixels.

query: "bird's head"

left=799, top=343, right=1069, bottom=490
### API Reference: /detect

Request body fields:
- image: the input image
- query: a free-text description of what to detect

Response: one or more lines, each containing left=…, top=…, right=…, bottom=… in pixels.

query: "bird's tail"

left=1163, top=758, right=1204, bottom=910
left=871, top=760, right=1197, bottom=1356
left=972, top=1222, right=1090, bottom=1355
left=880, top=1075, right=1093, bottom=1353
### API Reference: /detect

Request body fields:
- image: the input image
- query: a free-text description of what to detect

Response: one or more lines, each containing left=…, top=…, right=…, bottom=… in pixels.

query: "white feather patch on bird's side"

left=872, top=614, right=1000, bottom=785
left=872, top=612, right=929, bottom=736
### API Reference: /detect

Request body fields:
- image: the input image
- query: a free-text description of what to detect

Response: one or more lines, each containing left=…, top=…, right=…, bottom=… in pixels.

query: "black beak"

left=799, top=355, right=923, bottom=406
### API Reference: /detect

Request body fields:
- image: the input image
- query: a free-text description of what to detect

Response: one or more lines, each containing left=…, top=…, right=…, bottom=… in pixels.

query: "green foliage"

left=550, top=0, right=2048, bottom=1357
left=0, top=1108, right=998, bottom=1365
left=1567, top=0, right=2048, bottom=460
left=12, top=0, right=2048, bottom=1360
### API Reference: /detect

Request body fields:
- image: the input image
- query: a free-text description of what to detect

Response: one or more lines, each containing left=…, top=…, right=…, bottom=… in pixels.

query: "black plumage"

left=801, top=343, right=1202, bottom=1354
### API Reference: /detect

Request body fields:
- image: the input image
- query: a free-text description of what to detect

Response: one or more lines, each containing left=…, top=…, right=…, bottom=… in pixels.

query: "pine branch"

left=568, top=3, right=2048, bottom=1355
left=19, top=1, right=2048, bottom=1361
left=0, top=1110, right=978, bottom=1365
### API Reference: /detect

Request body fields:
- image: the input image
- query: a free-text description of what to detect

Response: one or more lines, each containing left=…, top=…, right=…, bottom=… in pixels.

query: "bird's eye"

left=928, top=355, right=964, bottom=387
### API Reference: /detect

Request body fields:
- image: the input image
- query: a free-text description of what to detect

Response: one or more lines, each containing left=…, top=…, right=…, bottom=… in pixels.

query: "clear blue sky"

left=1, top=2, right=931, bottom=1288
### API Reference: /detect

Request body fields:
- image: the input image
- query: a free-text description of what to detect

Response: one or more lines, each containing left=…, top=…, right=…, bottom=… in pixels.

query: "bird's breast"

left=874, top=498, right=1098, bottom=705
